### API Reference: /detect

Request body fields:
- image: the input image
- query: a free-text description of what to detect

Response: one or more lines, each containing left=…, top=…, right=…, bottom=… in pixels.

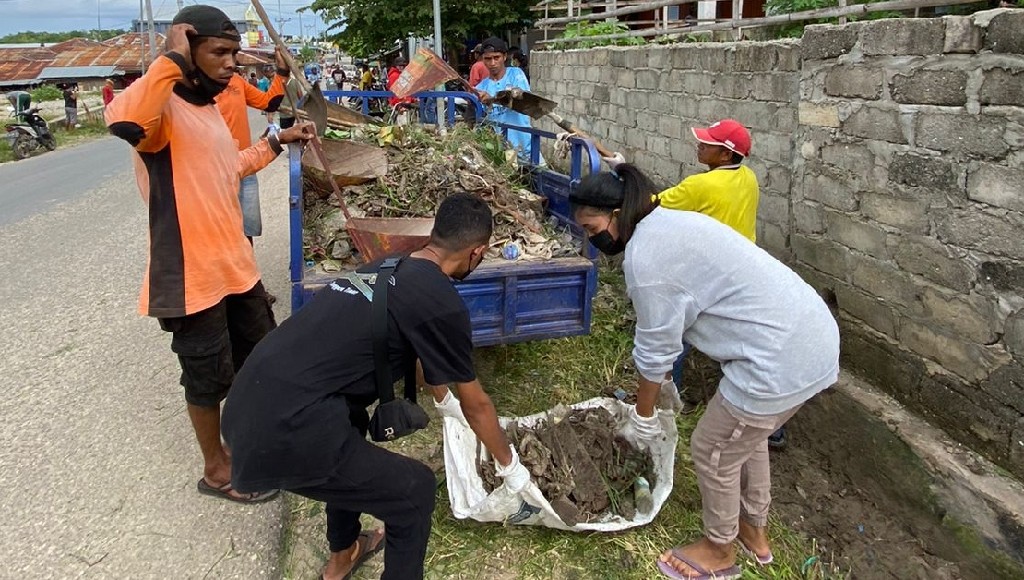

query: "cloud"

left=0, top=0, right=330, bottom=37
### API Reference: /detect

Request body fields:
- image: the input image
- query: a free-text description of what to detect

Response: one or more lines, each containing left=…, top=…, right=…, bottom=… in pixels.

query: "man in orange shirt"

left=215, top=48, right=287, bottom=243
left=105, top=5, right=312, bottom=504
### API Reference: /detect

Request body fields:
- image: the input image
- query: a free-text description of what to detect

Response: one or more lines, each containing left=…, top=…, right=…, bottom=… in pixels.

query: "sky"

left=0, top=0, right=330, bottom=39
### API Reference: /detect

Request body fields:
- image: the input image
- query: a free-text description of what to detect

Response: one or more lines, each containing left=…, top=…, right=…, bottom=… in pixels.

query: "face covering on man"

left=172, top=5, right=241, bottom=100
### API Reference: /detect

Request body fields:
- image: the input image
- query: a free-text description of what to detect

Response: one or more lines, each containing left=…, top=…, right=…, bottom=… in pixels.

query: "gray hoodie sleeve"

left=626, top=280, right=699, bottom=383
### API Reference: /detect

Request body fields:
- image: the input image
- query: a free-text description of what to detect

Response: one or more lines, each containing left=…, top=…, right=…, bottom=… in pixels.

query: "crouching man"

left=222, top=194, right=531, bottom=580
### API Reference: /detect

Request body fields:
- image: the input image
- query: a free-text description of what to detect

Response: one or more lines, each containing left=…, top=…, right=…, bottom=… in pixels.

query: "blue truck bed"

left=288, top=91, right=602, bottom=346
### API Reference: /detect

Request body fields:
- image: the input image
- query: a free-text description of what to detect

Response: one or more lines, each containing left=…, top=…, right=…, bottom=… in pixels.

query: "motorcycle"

left=5, top=107, right=56, bottom=159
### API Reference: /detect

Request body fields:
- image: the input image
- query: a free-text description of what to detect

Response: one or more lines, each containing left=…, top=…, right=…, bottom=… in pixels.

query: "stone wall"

left=530, top=40, right=801, bottom=255
left=530, top=9, right=1024, bottom=479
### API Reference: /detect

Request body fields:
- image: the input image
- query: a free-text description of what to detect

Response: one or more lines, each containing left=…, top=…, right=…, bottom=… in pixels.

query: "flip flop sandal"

left=322, top=530, right=385, bottom=580
left=656, top=547, right=742, bottom=580
left=196, top=478, right=279, bottom=504
left=736, top=538, right=774, bottom=565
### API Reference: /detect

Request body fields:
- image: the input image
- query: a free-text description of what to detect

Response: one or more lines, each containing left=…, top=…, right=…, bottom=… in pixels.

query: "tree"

left=0, top=29, right=128, bottom=43
left=308, top=0, right=533, bottom=58
left=299, top=46, right=319, bottom=63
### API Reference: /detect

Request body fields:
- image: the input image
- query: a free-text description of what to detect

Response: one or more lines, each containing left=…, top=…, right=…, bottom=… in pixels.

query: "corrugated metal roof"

left=49, top=33, right=164, bottom=72
left=38, top=66, right=122, bottom=80
left=0, top=54, right=52, bottom=83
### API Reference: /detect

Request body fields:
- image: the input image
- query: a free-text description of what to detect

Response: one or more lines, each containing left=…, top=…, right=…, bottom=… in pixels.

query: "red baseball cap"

left=691, top=119, right=751, bottom=157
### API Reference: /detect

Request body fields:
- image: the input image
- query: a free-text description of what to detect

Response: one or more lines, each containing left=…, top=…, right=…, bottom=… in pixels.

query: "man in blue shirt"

left=474, top=37, right=542, bottom=165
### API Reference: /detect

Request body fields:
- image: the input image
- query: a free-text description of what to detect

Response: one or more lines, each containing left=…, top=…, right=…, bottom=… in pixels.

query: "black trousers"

left=290, top=420, right=437, bottom=580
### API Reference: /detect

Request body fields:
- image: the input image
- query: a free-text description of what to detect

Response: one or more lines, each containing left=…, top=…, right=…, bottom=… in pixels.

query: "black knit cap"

left=172, top=5, right=241, bottom=41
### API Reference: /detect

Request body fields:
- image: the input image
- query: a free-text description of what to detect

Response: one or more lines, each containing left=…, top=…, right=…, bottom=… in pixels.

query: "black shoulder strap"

left=371, top=257, right=418, bottom=404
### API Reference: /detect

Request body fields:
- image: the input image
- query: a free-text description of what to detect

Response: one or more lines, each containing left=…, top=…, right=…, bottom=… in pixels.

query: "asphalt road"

left=0, top=114, right=293, bottom=578
left=0, top=136, right=130, bottom=227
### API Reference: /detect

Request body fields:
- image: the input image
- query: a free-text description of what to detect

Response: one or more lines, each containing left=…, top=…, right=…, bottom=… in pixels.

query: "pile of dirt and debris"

left=302, top=125, right=582, bottom=269
left=479, top=406, right=655, bottom=525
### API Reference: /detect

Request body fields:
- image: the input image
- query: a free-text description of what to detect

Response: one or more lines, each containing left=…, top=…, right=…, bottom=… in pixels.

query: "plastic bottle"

left=634, top=476, right=654, bottom=514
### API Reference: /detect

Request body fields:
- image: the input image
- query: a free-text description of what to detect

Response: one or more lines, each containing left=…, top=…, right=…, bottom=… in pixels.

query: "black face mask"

left=451, top=250, right=482, bottom=281
left=589, top=230, right=625, bottom=256
left=187, top=66, right=229, bottom=100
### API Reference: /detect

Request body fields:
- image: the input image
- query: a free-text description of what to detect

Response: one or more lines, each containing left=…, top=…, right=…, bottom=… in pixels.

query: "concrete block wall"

left=530, top=41, right=801, bottom=256
left=793, top=10, right=1024, bottom=480
left=530, top=9, right=1024, bottom=479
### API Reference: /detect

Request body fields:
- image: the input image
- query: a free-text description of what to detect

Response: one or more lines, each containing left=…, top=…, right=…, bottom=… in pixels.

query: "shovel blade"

left=299, top=84, right=329, bottom=137
left=495, top=89, right=558, bottom=119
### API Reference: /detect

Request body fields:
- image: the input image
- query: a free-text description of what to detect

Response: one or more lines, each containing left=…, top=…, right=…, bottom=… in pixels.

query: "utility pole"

left=177, top=0, right=184, bottom=10
left=432, top=0, right=445, bottom=134
left=96, top=0, right=101, bottom=41
left=145, top=0, right=158, bottom=62
left=140, top=0, right=147, bottom=73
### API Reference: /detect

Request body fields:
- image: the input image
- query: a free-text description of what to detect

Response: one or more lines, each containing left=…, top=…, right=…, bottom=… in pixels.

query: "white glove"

left=434, top=390, right=467, bottom=424
left=627, top=405, right=663, bottom=449
left=657, top=378, right=684, bottom=413
left=602, top=151, right=626, bottom=170
left=555, top=131, right=576, bottom=142
left=495, top=445, right=531, bottom=493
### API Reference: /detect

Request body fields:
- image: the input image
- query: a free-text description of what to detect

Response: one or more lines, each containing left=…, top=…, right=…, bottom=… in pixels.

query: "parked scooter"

left=5, top=107, right=56, bottom=159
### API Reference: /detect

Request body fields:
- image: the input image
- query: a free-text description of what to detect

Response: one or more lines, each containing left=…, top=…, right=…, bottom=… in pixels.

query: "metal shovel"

left=249, top=0, right=376, bottom=134
left=495, top=88, right=615, bottom=158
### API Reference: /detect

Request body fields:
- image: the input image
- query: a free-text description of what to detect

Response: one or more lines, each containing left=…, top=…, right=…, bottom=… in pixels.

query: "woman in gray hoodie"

left=570, top=164, right=839, bottom=580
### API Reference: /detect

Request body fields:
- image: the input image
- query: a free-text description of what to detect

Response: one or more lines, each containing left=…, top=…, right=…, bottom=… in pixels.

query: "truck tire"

left=12, top=134, right=33, bottom=159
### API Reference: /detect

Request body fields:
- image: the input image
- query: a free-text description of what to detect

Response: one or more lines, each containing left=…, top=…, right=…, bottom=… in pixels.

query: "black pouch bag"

left=367, top=257, right=430, bottom=442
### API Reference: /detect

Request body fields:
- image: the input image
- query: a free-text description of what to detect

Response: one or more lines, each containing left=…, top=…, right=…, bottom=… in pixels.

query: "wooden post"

left=839, top=0, right=848, bottom=24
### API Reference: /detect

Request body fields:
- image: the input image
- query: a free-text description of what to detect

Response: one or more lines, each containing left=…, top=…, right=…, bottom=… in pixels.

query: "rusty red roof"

left=0, top=57, right=49, bottom=85
left=48, top=33, right=164, bottom=70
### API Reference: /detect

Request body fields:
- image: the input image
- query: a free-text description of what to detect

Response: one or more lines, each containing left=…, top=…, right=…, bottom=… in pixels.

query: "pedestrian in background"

left=257, top=67, right=272, bottom=92
left=62, top=83, right=79, bottom=129
left=468, top=44, right=487, bottom=88
left=102, top=79, right=115, bottom=106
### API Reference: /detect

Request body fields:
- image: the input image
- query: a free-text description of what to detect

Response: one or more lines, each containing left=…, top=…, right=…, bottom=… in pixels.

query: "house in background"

left=0, top=33, right=165, bottom=91
left=132, top=2, right=265, bottom=48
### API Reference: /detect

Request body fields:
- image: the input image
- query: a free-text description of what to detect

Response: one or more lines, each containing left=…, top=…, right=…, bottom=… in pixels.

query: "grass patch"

left=281, top=267, right=846, bottom=579
left=0, top=116, right=109, bottom=163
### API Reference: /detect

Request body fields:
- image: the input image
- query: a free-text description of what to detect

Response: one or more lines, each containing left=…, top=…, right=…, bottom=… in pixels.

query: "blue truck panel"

left=290, top=91, right=602, bottom=346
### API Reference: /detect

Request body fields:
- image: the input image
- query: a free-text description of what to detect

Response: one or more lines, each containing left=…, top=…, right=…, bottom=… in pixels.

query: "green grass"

left=0, top=116, right=109, bottom=163
left=281, top=268, right=846, bottom=579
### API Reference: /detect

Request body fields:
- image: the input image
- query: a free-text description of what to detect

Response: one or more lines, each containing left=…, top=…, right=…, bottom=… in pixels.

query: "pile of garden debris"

left=479, top=406, right=655, bottom=524
left=303, top=125, right=583, bottom=269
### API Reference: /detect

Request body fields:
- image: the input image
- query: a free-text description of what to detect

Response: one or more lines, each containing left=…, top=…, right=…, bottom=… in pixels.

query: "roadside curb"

left=832, top=372, right=1024, bottom=574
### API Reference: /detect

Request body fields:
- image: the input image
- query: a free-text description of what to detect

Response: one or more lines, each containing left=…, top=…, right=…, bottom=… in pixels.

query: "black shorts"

left=158, top=281, right=277, bottom=407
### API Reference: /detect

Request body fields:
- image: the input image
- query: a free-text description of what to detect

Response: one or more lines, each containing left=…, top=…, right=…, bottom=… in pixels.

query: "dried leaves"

left=302, top=125, right=582, bottom=267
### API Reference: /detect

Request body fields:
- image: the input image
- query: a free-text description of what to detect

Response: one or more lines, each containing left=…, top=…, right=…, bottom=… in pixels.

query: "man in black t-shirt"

left=222, top=194, right=530, bottom=580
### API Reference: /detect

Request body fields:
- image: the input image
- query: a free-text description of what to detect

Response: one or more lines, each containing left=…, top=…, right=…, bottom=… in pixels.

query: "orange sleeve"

left=104, top=53, right=185, bottom=152
left=243, top=73, right=286, bottom=112
left=238, top=137, right=280, bottom=178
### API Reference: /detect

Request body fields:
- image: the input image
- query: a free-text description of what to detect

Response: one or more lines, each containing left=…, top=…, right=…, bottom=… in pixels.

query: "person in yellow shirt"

left=657, top=119, right=757, bottom=242
left=603, top=119, right=788, bottom=447
left=358, top=63, right=373, bottom=90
